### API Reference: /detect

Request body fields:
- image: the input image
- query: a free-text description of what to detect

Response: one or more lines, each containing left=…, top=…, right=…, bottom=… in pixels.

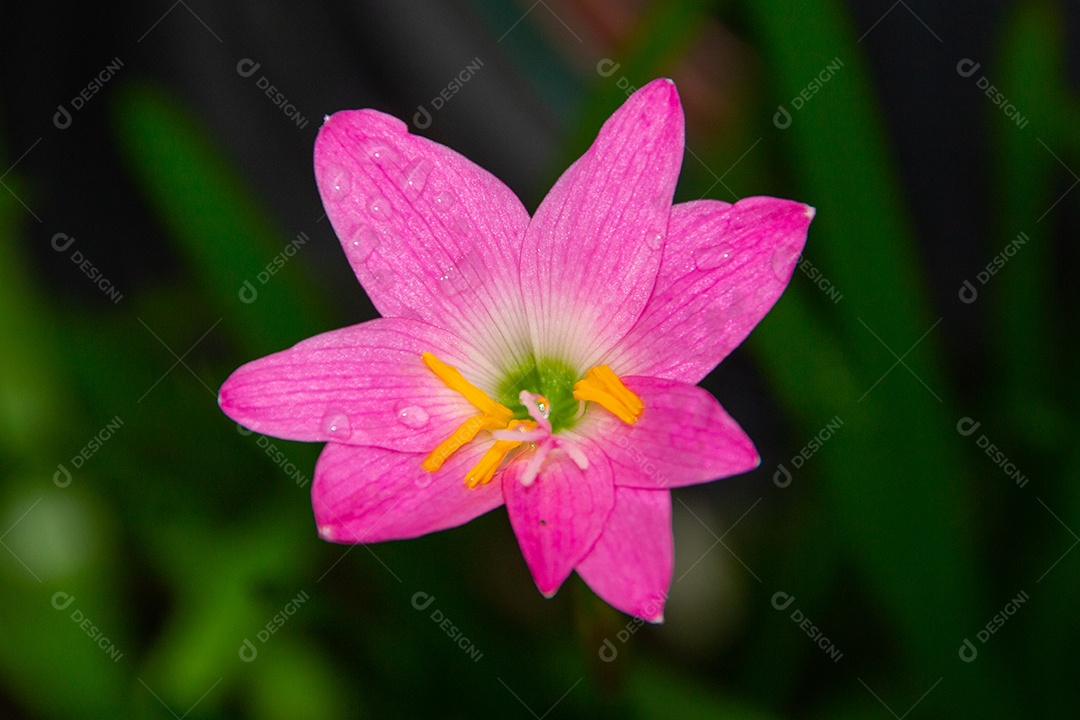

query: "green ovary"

left=495, top=356, right=580, bottom=433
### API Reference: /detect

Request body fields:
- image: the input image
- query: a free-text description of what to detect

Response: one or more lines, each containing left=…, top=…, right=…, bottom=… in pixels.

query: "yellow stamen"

left=422, top=352, right=512, bottom=423
left=464, top=420, right=536, bottom=488
left=420, top=353, right=515, bottom=476
left=422, top=413, right=506, bottom=472
left=573, top=364, right=644, bottom=424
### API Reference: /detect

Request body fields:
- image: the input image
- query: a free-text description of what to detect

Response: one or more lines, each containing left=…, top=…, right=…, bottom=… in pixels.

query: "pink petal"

left=315, top=110, right=532, bottom=365
left=219, top=318, right=489, bottom=453
left=606, top=197, right=814, bottom=384
left=575, top=487, right=672, bottom=622
left=502, top=442, right=615, bottom=596
left=313, top=441, right=503, bottom=543
left=576, top=376, right=759, bottom=489
left=519, top=78, right=685, bottom=370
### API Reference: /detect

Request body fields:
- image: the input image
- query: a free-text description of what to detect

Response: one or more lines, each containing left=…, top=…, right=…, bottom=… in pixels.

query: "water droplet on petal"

left=433, top=191, right=456, bottom=209
left=366, top=265, right=395, bottom=291
left=441, top=251, right=487, bottom=296
left=321, top=410, right=352, bottom=440
left=350, top=225, right=380, bottom=262
left=326, top=165, right=351, bottom=201
left=695, top=243, right=734, bottom=271
left=450, top=212, right=471, bottom=235
left=771, top=240, right=801, bottom=281
left=368, top=143, right=396, bottom=165
left=402, top=158, right=432, bottom=194
left=368, top=196, right=392, bottom=219
left=645, top=229, right=664, bottom=250
left=395, top=402, right=429, bottom=429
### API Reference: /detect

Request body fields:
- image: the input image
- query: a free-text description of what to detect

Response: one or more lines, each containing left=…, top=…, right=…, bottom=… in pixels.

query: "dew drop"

left=350, top=225, right=380, bottom=262
left=450, top=211, right=471, bottom=235
left=645, top=229, right=664, bottom=250
left=395, top=402, right=430, bottom=429
left=321, top=410, right=352, bottom=440
left=368, top=196, right=393, bottom=219
left=694, top=243, right=734, bottom=271
left=770, top=240, right=801, bottom=281
left=402, top=158, right=432, bottom=194
left=441, top=251, right=487, bottom=296
left=433, top=191, right=456, bottom=209
left=368, top=143, right=396, bottom=165
left=326, top=165, right=351, bottom=201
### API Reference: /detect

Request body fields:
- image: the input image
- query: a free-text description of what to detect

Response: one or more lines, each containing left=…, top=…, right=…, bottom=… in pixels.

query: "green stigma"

left=495, top=355, right=580, bottom=433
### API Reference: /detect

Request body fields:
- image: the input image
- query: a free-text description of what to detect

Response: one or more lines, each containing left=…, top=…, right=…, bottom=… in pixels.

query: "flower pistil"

left=422, top=354, right=642, bottom=487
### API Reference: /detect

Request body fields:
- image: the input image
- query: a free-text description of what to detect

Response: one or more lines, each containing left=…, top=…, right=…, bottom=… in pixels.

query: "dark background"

left=0, top=1, right=1076, bottom=718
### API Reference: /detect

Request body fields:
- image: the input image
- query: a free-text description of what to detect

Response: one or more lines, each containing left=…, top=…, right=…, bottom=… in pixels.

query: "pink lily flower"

left=219, top=78, right=813, bottom=622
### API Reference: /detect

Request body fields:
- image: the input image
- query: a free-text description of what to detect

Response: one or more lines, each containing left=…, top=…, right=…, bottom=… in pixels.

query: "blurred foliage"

left=0, top=0, right=1076, bottom=718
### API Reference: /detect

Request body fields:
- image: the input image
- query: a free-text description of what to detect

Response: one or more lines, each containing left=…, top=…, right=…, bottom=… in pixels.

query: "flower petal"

left=502, top=441, right=615, bottom=596
left=313, top=441, right=503, bottom=543
left=519, top=78, right=685, bottom=370
left=577, top=376, right=759, bottom=489
left=606, top=197, right=814, bottom=383
left=219, top=317, right=492, bottom=453
left=315, top=110, right=532, bottom=367
left=575, top=487, right=672, bottom=622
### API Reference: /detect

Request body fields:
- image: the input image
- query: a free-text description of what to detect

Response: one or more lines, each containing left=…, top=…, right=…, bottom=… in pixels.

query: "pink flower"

left=219, top=79, right=813, bottom=622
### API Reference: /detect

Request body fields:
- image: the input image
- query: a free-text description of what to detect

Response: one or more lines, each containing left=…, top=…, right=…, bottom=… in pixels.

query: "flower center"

left=495, top=355, right=580, bottom=433
left=420, top=352, right=643, bottom=487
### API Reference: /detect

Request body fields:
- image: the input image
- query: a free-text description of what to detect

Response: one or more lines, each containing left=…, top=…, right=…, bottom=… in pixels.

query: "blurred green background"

left=1, top=0, right=1076, bottom=717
